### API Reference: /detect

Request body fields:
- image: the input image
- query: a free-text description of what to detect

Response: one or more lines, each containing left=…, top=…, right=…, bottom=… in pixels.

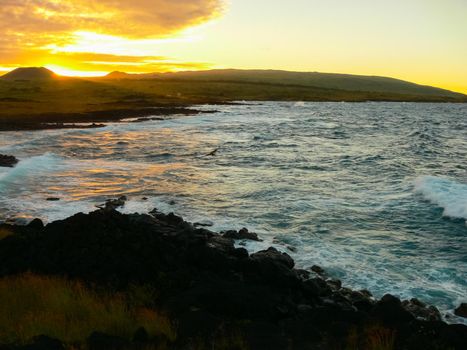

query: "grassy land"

left=149, top=69, right=466, bottom=99
left=0, top=226, right=14, bottom=240
left=0, top=77, right=465, bottom=126
left=104, top=78, right=467, bottom=103
left=0, top=274, right=400, bottom=350
left=0, top=274, right=175, bottom=347
left=0, top=79, right=183, bottom=121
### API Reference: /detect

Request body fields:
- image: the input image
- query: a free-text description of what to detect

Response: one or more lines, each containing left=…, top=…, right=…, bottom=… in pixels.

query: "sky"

left=0, top=0, right=466, bottom=93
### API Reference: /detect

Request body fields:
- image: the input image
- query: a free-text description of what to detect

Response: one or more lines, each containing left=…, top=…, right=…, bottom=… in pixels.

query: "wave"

left=0, top=153, right=61, bottom=192
left=414, top=176, right=467, bottom=221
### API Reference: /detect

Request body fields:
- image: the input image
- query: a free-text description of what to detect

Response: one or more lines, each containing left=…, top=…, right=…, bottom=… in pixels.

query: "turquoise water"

left=0, top=102, right=466, bottom=319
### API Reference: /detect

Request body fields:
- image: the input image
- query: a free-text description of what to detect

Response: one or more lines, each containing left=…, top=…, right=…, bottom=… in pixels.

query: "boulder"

left=194, top=220, right=214, bottom=227
left=402, top=298, right=442, bottom=321
left=338, top=289, right=374, bottom=312
left=97, top=196, right=127, bottom=211
left=251, top=247, right=294, bottom=269
left=132, top=327, right=148, bottom=343
left=27, top=218, right=44, bottom=230
left=311, top=265, right=325, bottom=275
left=302, top=277, right=332, bottom=297
left=223, top=227, right=260, bottom=241
left=0, top=154, right=18, bottom=167
left=372, top=294, right=414, bottom=324
left=327, top=278, right=342, bottom=290
left=454, top=303, right=467, bottom=318
left=20, top=335, right=64, bottom=350
left=246, top=247, right=298, bottom=287
left=87, top=332, right=130, bottom=350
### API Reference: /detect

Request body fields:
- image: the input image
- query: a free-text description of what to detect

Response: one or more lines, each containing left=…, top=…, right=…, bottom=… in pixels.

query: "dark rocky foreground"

left=0, top=209, right=466, bottom=350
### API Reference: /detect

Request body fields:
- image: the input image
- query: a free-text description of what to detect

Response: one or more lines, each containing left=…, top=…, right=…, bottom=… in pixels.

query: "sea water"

left=0, top=102, right=466, bottom=320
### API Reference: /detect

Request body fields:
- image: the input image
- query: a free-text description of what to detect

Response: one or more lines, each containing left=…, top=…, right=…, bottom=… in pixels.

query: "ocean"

left=0, top=101, right=466, bottom=321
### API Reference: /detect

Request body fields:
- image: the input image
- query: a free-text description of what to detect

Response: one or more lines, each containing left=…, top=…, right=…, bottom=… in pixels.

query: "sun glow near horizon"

left=43, top=65, right=109, bottom=78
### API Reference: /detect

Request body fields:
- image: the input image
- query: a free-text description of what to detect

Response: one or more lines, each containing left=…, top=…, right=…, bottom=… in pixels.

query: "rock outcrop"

left=455, top=303, right=467, bottom=318
left=0, top=154, right=18, bottom=167
left=0, top=209, right=465, bottom=349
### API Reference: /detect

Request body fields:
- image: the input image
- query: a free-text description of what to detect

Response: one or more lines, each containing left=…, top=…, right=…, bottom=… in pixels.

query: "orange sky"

left=0, top=0, right=466, bottom=93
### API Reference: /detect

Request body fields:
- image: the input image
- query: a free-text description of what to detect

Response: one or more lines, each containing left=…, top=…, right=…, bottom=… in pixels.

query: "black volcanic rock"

left=13, top=335, right=65, bottom=350
left=87, top=332, right=129, bottom=350
left=402, top=298, right=442, bottom=321
left=27, top=218, right=44, bottom=230
left=0, top=209, right=466, bottom=349
left=0, top=154, right=18, bottom=167
left=223, top=227, right=260, bottom=241
left=372, top=294, right=414, bottom=325
left=455, top=303, right=467, bottom=318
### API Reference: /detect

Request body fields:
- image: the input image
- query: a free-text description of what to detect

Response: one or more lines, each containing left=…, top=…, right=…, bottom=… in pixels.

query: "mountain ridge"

left=107, top=69, right=464, bottom=98
left=1, top=67, right=464, bottom=99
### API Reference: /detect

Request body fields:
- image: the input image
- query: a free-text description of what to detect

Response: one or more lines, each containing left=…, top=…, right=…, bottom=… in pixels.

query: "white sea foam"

left=0, top=153, right=61, bottom=191
left=293, top=101, right=306, bottom=107
left=414, top=176, right=467, bottom=221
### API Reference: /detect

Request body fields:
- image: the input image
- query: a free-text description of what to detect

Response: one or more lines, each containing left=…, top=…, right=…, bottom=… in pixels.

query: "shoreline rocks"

left=95, top=196, right=127, bottom=211
left=222, top=227, right=261, bottom=241
left=0, top=154, right=18, bottom=167
left=0, top=209, right=465, bottom=349
left=455, top=303, right=467, bottom=318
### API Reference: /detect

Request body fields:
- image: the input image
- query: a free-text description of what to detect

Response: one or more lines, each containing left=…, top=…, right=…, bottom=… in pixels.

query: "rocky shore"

left=0, top=107, right=209, bottom=131
left=0, top=208, right=466, bottom=349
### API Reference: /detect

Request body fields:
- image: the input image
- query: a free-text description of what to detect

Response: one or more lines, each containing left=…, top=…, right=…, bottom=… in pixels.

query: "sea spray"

left=0, top=153, right=62, bottom=192
left=414, top=176, right=467, bottom=223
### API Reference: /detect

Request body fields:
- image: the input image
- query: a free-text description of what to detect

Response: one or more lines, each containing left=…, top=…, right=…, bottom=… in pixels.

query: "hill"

left=105, top=71, right=132, bottom=79
left=103, top=69, right=464, bottom=99
left=0, top=67, right=57, bottom=81
left=148, top=69, right=464, bottom=99
left=0, top=67, right=465, bottom=130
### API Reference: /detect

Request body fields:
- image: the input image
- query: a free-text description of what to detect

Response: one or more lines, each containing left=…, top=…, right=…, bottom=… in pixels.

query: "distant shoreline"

left=1, top=100, right=466, bottom=132
left=0, top=106, right=212, bottom=131
left=1, top=69, right=466, bottom=133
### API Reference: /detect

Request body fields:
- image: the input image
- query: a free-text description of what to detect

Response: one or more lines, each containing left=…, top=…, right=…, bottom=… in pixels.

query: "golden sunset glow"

left=0, top=0, right=466, bottom=92
left=43, top=65, right=108, bottom=77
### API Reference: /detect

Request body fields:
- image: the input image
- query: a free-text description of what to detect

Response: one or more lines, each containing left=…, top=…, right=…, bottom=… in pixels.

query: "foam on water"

left=415, top=176, right=467, bottom=223
left=0, top=153, right=61, bottom=191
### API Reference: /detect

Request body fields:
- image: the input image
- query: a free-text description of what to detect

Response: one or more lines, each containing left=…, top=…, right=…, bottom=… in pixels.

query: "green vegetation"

left=345, top=325, right=396, bottom=350
left=0, top=68, right=465, bottom=128
left=150, top=69, right=465, bottom=99
left=105, top=78, right=466, bottom=103
left=0, top=274, right=175, bottom=346
left=0, top=226, right=14, bottom=240
left=0, top=78, right=181, bottom=122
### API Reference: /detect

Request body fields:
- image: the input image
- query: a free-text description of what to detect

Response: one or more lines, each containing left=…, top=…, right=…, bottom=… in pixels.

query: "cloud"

left=45, top=52, right=211, bottom=73
left=0, top=0, right=224, bottom=38
left=0, top=0, right=223, bottom=73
